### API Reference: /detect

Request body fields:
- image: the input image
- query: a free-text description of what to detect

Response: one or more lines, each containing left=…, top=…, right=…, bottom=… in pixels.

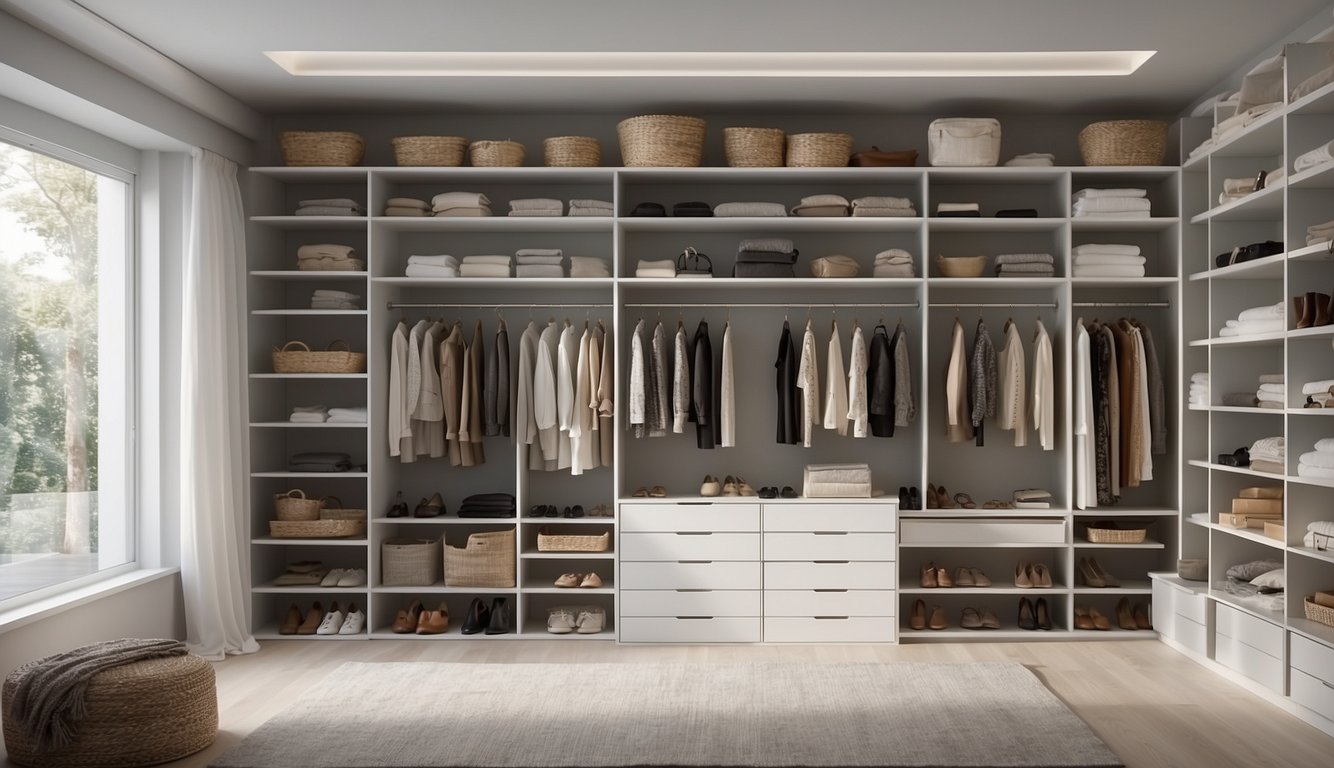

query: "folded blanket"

left=569, top=198, right=612, bottom=209
left=738, top=238, right=794, bottom=254
left=433, top=192, right=490, bottom=208
left=296, top=206, right=363, bottom=216
left=1073, top=197, right=1153, bottom=214
left=1250, top=436, right=1286, bottom=458
left=937, top=202, right=980, bottom=213
left=1296, top=140, right=1334, bottom=173
left=714, top=202, right=787, bottom=217
left=1072, top=211, right=1151, bottom=219
left=297, top=244, right=357, bottom=260
left=1300, top=450, right=1334, bottom=469
left=850, top=207, right=918, bottom=217
left=1258, top=383, right=1285, bottom=395
left=384, top=207, right=429, bottom=216
left=509, top=198, right=563, bottom=211
left=636, top=259, right=676, bottom=278
left=508, top=210, right=563, bottom=217
left=1307, top=218, right=1334, bottom=234
left=514, top=255, right=563, bottom=265
left=328, top=407, right=367, bottom=423
left=1250, top=459, right=1286, bottom=474
left=1191, top=372, right=1210, bottom=384
left=460, top=263, right=511, bottom=278
left=874, top=248, right=913, bottom=264
left=852, top=196, right=913, bottom=210
left=873, top=264, right=915, bottom=278
left=433, top=207, right=493, bottom=217
left=516, top=265, right=565, bottom=278
left=1258, top=400, right=1284, bottom=409
left=1310, top=521, right=1334, bottom=536
left=387, top=197, right=430, bottom=210
left=408, top=254, right=459, bottom=267
left=1314, top=437, right=1334, bottom=453
left=1258, top=373, right=1284, bottom=384
left=1238, top=302, right=1286, bottom=322
left=1257, top=391, right=1284, bottom=403
left=995, top=262, right=1056, bottom=273
left=1298, top=463, right=1334, bottom=479
left=1219, top=321, right=1284, bottom=336
left=1293, top=62, right=1334, bottom=101
left=1073, top=188, right=1147, bottom=201
left=570, top=256, right=610, bottom=277
left=289, top=412, right=328, bottom=423
left=461, top=255, right=512, bottom=266
left=1221, top=392, right=1257, bottom=407
left=994, top=253, right=1053, bottom=265
left=1073, top=265, right=1146, bottom=278
left=405, top=264, right=458, bottom=278
left=1072, top=243, right=1142, bottom=257
left=299, top=198, right=362, bottom=209
left=1005, top=153, right=1056, bottom=167
left=568, top=208, right=612, bottom=217
left=1074, top=253, right=1147, bottom=266
left=794, top=194, right=850, bottom=209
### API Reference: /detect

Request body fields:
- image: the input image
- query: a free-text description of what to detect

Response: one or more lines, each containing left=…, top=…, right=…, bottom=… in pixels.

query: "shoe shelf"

left=251, top=537, right=367, bottom=546
left=903, top=629, right=1078, bottom=640
left=372, top=584, right=518, bottom=594
left=523, top=587, right=615, bottom=595
left=1207, top=524, right=1285, bottom=550
left=519, top=551, right=616, bottom=560
left=1073, top=537, right=1165, bottom=549
left=251, top=584, right=369, bottom=594
left=366, top=628, right=524, bottom=641
left=520, top=619, right=612, bottom=639
left=1072, top=581, right=1153, bottom=595
left=253, top=626, right=369, bottom=641
left=1072, top=507, right=1178, bottom=517
left=372, top=516, right=517, bottom=525
left=898, top=587, right=1069, bottom=595
left=1288, top=616, right=1334, bottom=648
left=1187, top=253, right=1286, bottom=282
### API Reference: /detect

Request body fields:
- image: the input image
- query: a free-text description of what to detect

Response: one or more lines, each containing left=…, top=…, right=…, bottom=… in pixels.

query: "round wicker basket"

left=391, top=136, right=467, bottom=167
left=469, top=140, right=525, bottom=167
left=543, top=136, right=602, bottom=167
left=1078, top=120, right=1168, bottom=166
left=935, top=255, right=988, bottom=278
left=274, top=489, right=322, bottom=522
left=786, top=132, right=854, bottom=167
left=617, top=115, right=706, bottom=167
left=723, top=127, right=785, bottom=167
left=279, top=131, right=364, bottom=167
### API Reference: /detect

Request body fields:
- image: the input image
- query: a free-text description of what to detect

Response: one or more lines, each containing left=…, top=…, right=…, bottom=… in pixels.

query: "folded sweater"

left=1072, top=265, right=1146, bottom=277
left=1073, top=197, right=1153, bottom=214
left=714, top=202, right=787, bottom=217
left=1072, top=243, right=1142, bottom=257
left=433, top=192, right=490, bottom=208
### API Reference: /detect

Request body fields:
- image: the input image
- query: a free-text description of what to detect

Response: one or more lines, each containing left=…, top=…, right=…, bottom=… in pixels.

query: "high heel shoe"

left=392, top=599, right=424, bottom=634
left=1133, top=602, right=1152, bottom=630
left=1030, top=562, right=1053, bottom=588
left=1036, top=597, right=1053, bottom=631
left=485, top=597, right=511, bottom=635
left=1078, top=557, right=1106, bottom=588
left=414, top=492, right=444, bottom=518
left=1296, top=294, right=1315, bottom=329
left=1074, top=605, right=1094, bottom=630
left=1018, top=597, right=1037, bottom=630
left=1014, top=560, right=1033, bottom=588
left=926, top=484, right=941, bottom=509
left=1090, top=607, right=1111, bottom=631
left=910, top=599, right=927, bottom=630
left=953, top=492, right=977, bottom=509
left=387, top=491, right=408, bottom=518
left=1115, top=597, right=1137, bottom=631
left=460, top=598, right=490, bottom=635
left=937, top=485, right=956, bottom=509
left=1088, top=557, right=1120, bottom=588
left=279, top=603, right=302, bottom=635
left=928, top=605, right=948, bottom=630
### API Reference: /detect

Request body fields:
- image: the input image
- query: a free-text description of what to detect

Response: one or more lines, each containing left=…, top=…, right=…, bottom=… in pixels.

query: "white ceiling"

left=21, top=0, right=1334, bottom=114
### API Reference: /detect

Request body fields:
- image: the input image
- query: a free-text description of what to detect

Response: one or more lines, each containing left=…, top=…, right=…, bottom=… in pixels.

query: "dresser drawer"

left=620, top=589, right=761, bottom=617
left=619, top=616, right=761, bottom=643
left=1290, top=667, right=1334, bottom=724
left=1290, top=633, right=1334, bottom=686
left=1151, top=580, right=1175, bottom=640
left=764, top=616, right=897, bottom=643
left=764, top=590, right=896, bottom=617
left=900, top=518, right=1065, bottom=545
left=1175, top=590, right=1209, bottom=625
left=1216, top=604, right=1283, bottom=659
left=1215, top=633, right=1284, bottom=693
left=619, top=503, right=759, bottom=533
left=762, top=532, right=895, bottom=561
left=763, top=504, right=896, bottom=533
left=763, top=561, right=896, bottom=590
left=620, top=561, right=762, bottom=590
left=1175, top=615, right=1208, bottom=656
left=621, top=532, right=760, bottom=561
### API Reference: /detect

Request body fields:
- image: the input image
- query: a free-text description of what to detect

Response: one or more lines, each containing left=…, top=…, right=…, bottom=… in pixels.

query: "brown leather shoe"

left=920, top=562, right=938, bottom=588
left=936, top=567, right=954, bottom=588
left=1090, top=607, right=1112, bottom=631
left=1074, top=605, right=1094, bottom=630
left=297, top=601, right=324, bottom=635
left=1115, top=597, right=1137, bottom=631
left=1317, top=293, right=1333, bottom=327
left=279, top=603, right=302, bottom=635
left=417, top=602, right=449, bottom=635
left=391, top=600, right=423, bottom=634
left=1133, top=602, right=1152, bottom=630
left=910, top=599, right=927, bottom=630
left=928, top=605, right=948, bottom=630
left=1295, top=294, right=1311, bottom=329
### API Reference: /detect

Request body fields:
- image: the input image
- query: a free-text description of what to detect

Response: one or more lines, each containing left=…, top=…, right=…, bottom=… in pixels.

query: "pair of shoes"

left=1074, top=604, right=1112, bottom=631
left=547, top=605, right=606, bottom=634
left=631, top=486, right=668, bottom=497
left=554, top=572, right=603, bottom=588
left=390, top=600, right=450, bottom=634
left=386, top=491, right=409, bottom=518
left=1077, top=557, right=1121, bottom=588
left=586, top=504, right=613, bottom=517
left=919, top=562, right=953, bottom=588
left=414, top=492, right=445, bottom=517
left=960, top=607, right=1001, bottom=630
left=909, top=600, right=950, bottom=630
left=757, top=486, right=798, bottom=498
left=1017, top=597, right=1053, bottom=630
left=1294, top=292, right=1333, bottom=329
left=926, top=484, right=957, bottom=509
left=700, top=475, right=722, bottom=496
left=1014, top=561, right=1054, bottom=588
left=721, top=475, right=758, bottom=496
left=1115, top=597, right=1153, bottom=630
left=1217, top=447, right=1250, bottom=467
left=318, top=568, right=366, bottom=588
left=282, top=601, right=364, bottom=635
left=272, top=561, right=329, bottom=587
left=528, top=505, right=556, bottom=517
left=982, top=499, right=1015, bottom=509
left=461, top=597, right=510, bottom=635
left=898, top=486, right=923, bottom=510
left=562, top=506, right=585, bottom=518
left=920, top=563, right=994, bottom=588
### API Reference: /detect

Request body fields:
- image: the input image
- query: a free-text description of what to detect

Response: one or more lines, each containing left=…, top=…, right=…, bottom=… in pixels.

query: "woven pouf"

left=2, top=654, right=217, bottom=768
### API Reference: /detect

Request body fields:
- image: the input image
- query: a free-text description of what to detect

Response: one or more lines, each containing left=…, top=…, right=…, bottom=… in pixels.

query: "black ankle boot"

left=485, top=597, right=511, bottom=635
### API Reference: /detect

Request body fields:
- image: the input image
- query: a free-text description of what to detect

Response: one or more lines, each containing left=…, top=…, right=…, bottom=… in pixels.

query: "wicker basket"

left=279, top=131, right=365, bottom=167
left=1078, top=120, right=1168, bottom=166
left=1304, top=596, right=1334, bottom=628
left=724, top=127, right=785, bottom=167
left=786, top=132, right=854, bottom=167
left=273, top=489, right=322, bottom=522
left=617, top=115, right=706, bottom=167
left=470, top=140, right=525, bottom=167
left=543, top=136, right=602, bottom=167
left=268, top=519, right=366, bottom=539
left=935, top=255, right=988, bottom=278
left=271, top=340, right=367, bottom=373
left=382, top=538, right=442, bottom=586
left=1086, top=525, right=1148, bottom=544
left=537, top=528, right=611, bottom=552
left=317, top=497, right=366, bottom=521
left=391, top=136, right=467, bottom=166
left=444, top=528, right=516, bottom=587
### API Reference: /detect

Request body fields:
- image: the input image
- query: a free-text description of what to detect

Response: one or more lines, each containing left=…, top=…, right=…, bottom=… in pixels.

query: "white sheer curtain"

left=180, top=149, right=259, bottom=659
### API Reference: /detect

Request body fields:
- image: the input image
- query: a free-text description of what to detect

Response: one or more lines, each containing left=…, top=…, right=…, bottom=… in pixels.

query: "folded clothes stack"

left=1072, top=243, right=1145, bottom=278
left=873, top=248, right=914, bottom=277
left=384, top=197, right=430, bottom=217
left=457, top=492, right=516, bottom=518
left=295, top=198, right=363, bottom=216
left=1013, top=488, right=1052, bottom=509
left=1302, top=379, right=1334, bottom=408
left=1219, top=301, right=1284, bottom=337
left=288, top=451, right=353, bottom=472
left=936, top=202, right=980, bottom=218
left=515, top=248, right=565, bottom=278
left=296, top=244, right=364, bottom=272
left=1295, top=140, right=1334, bottom=174
left=1189, top=372, right=1209, bottom=408
left=1292, top=62, right=1334, bottom=101
left=851, top=196, right=917, bottom=217
left=404, top=254, right=459, bottom=278
left=290, top=405, right=328, bottom=423
left=995, top=208, right=1038, bottom=218
left=1187, top=102, right=1283, bottom=161
left=508, top=198, right=563, bottom=217
left=995, top=253, right=1054, bottom=278
left=1308, top=219, right=1334, bottom=247
left=432, top=192, right=492, bottom=217
left=310, top=289, right=360, bottom=310
left=327, top=407, right=367, bottom=424
left=1004, top=152, right=1056, bottom=167
left=1072, top=188, right=1150, bottom=219
left=570, top=256, right=610, bottom=278
left=568, top=199, right=613, bottom=217
left=1222, top=392, right=1260, bottom=407
left=1256, top=373, right=1285, bottom=410
left=1248, top=436, right=1286, bottom=474
left=1298, top=437, right=1334, bottom=480
left=635, top=259, right=676, bottom=278
left=792, top=194, right=850, bottom=217
left=1304, top=520, right=1334, bottom=549
left=714, top=201, right=787, bottom=217
left=460, top=254, right=511, bottom=278
left=1219, top=176, right=1260, bottom=205
left=734, top=238, right=798, bottom=278
left=672, top=201, right=713, bottom=217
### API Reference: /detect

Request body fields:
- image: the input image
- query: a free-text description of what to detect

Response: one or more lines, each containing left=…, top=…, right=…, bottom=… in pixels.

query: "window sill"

left=0, top=567, right=179, bottom=635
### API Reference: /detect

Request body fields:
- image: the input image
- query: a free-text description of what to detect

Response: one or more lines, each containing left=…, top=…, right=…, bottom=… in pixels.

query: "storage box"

left=1239, top=486, right=1283, bottom=499
left=381, top=538, right=441, bottom=586
left=900, top=518, right=1065, bottom=545
left=444, top=528, right=516, bottom=587
left=1263, top=521, right=1285, bottom=541
left=802, top=463, right=871, bottom=498
left=1231, top=498, right=1283, bottom=515
left=927, top=118, right=1001, bottom=167
left=1219, top=512, right=1282, bottom=529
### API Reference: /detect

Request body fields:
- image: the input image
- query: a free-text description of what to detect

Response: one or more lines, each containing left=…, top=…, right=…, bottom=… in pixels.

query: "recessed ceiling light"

left=264, top=51, right=1156, bottom=78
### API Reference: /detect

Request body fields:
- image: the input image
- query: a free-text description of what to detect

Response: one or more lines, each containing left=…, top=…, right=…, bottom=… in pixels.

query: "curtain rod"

left=622, top=302, right=919, bottom=309
left=930, top=302, right=1058, bottom=308
left=387, top=302, right=612, bottom=310
left=1073, top=302, right=1170, bottom=308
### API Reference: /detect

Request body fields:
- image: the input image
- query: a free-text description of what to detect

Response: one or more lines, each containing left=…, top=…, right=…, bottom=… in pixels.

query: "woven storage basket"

left=382, top=538, right=442, bottom=586
left=444, top=528, right=516, bottom=587
left=543, top=136, right=602, bottom=167
left=786, top=132, right=854, bottom=167
left=3, top=654, right=217, bottom=768
left=617, top=115, right=706, bottom=167
left=1078, top=120, right=1168, bottom=166
left=269, top=519, right=366, bottom=539
left=391, top=136, right=467, bottom=166
left=280, top=131, right=365, bottom=167
left=271, top=340, right=366, bottom=374
left=724, top=127, right=785, bottom=167
left=935, top=255, right=988, bottom=278
left=317, top=496, right=366, bottom=521
left=1086, top=525, right=1148, bottom=544
left=273, top=489, right=322, bottom=522
left=1304, top=596, right=1334, bottom=628
left=537, top=528, right=611, bottom=552
left=470, top=140, right=525, bottom=167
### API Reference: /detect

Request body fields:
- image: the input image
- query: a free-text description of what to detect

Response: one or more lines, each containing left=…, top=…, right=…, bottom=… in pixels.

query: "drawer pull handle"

left=1322, top=680, right=1334, bottom=692
left=676, top=502, right=714, bottom=506
left=677, top=616, right=715, bottom=620
left=814, top=616, right=850, bottom=621
left=814, top=589, right=849, bottom=593
left=814, top=560, right=851, bottom=564
left=812, top=531, right=849, bottom=536
left=679, top=560, right=713, bottom=564
left=675, top=589, right=713, bottom=593
left=675, top=532, right=713, bottom=536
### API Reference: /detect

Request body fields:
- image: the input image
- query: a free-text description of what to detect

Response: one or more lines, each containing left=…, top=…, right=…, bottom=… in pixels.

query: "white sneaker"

left=338, top=603, right=365, bottom=635
left=316, top=601, right=345, bottom=635
left=575, top=606, right=606, bottom=634
left=337, top=568, right=366, bottom=587
left=320, top=568, right=347, bottom=588
left=547, top=608, right=577, bottom=634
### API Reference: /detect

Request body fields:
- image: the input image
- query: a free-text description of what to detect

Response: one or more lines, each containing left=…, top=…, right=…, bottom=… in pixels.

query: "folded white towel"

left=873, top=264, right=915, bottom=278
left=850, top=207, right=917, bottom=217
left=1314, top=437, right=1334, bottom=453
left=433, top=192, right=490, bottom=208
left=327, top=407, right=367, bottom=423
left=1191, top=372, right=1210, bottom=383
left=408, top=254, right=459, bottom=267
left=516, top=249, right=562, bottom=258
left=289, top=412, right=328, bottom=423
left=508, top=209, right=563, bottom=217
left=405, top=264, right=459, bottom=278
left=937, top=202, right=980, bottom=212
left=1296, top=140, right=1334, bottom=173
left=1258, top=383, right=1285, bottom=395
left=1222, top=177, right=1257, bottom=194
left=1073, top=211, right=1151, bottom=219
left=635, top=269, right=677, bottom=278
left=296, top=206, right=363, bottom=216
left=874, top=248, right=914, bottom=264
left=509, top=198, right=563, bottom=211
left=387, top=197, right=430, bottom=210
left=1257, top=391, right=1284, bottom=404
left=1219, top=320, right=1284, bottom=336
left=298, top=198, right=362, bottom=209
left=1303, top=380, right=1334, bottom=395
left=1073, top=188, right=1147, bottom=201
left=1309, top=520, right=1334, bottom=536
left=794, top=194, right=850, bottom=209
left=460, top=263, right=511, bottom=278
left=1004, top=153, right=1056, bottom=167
left=515, top=255, right=563, bottom=266
left=852, top=196, right=913, bottom=210
left=636, top=259, right=675, bottom=272
left=1299, top=463, right=1334, bottom=479
left=1250, top=435, right=1286, bottom=457
left=570, top=257, right=610, bottom=278
left=1072, top=243, right=1142, bottom=257
left=1074, top=253, right=1147, bottom=266
left=1073, top=265, right=1146, bottom=278
left=461, top=255, right=512, bottom=266
left=1237, top=302, right=1286, bottom=322
left=1073, top=197, right=1153, bottom=214
left=433, top=206, right=493, bottom=217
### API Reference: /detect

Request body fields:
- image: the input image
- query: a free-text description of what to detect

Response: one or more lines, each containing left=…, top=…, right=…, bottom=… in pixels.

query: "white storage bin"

left=1290, top=633, right=1334, bottom=685
left=1151, top=578, right=1176, bottom=641
left=928, top=118, right=1001, bottom=167
left=1290, top=667, right=1334, bottom=723
left=900, top=518, right=1065, bottom=545
left=1216, top=604, right=1284, bottom=658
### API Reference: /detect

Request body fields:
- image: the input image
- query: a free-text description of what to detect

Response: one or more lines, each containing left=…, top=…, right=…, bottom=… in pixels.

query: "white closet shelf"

left=373, top=585, right=518, bottom=594
left=1207, top=591, right=1286, bottom=626
left=1072, top=581, right=1153, bottom=595
left=900, top=509, right=1068, bottom=518
left=1288, top=79, right=1334, bottom=116
left=520, top=551, right=615, bottom=560
left=1069, top=217, right=1180, bottom=231
left=251, top=309, right=368, bottom=316
left=1189, top=182, right=1285, bottom=224
left=925, top=167, right=1068, bottom=183
left=249, top=216, right=368, bottom=230
left=1186, top=460, right=1286, bottom=480
left=1074, top=538, right=1165, bottom=550
left=371, top=516, right=518, bottom=525
left=1288, top=617, right=1334, bottom=649
left=363, top=630, right=528, bottom=641
left=251, top=471, right=368, bottom=478
left=900, top=542, right=1069, bottom=549
left=1193, top=108, right=1284, bottom=161
left=621, top=277, right=923, bottom=289
left=1202, top=406, right=1283, bottom=414
left=249, top=373, right=368, bottom=379
left=1149, top=571, right=1208, bottom=594
left=1206, top=523, right=1285, bottom=550
left=518, top=518, right=616, bottom=525
left=249, top=422, right=367, bottom=429
left=619, top=167, right=924, bottom=184
left=253, top=630, right=369, bottom=641
left=1290, top=545, right=1334, bottom=566
left=1190, top=331, right=1286, bottom=347
left=1288, top=242, right=1334, bottom=262
left=374, top=167, right=614, bottom=184
left=1185, top=515, right=1210, bottom=529
left=899, top=587, right=1070, bottom=595
left=926, top=218, right=1064, bottom=232
left=1187, top=253, right=1285, bottom=281
left=372, top=217, right=612, bottom=232
left=1286, top=408, right=1334, bottom=415
left=522, top=587, right=616, bottom=595
left=1069, top=166, right=1181, bottom=179
left=1288, top=325, right=1334, bottom=340
left=1070, top=277, right=1178, bottom=287
left=251, top=584, right=368, bottom=594
left=1286, top=474, right=1334, bottom=490
left=1288, top=162, right=1334, bottom=190
left=614, top=495, right=895, bottom=504
left=374, top=277, right=613, bottom=288
left=249, top=167, right=371, bottom=182
left=249, top=270, right=368, bottom=280
left=619, top=217, right=921, bottom=233
left=927, top=277, right=1064, bottom=288
left=251, top=537, right=367, bottom=546
left=520, top=620, right=614, bottom=639
left=1072, top=507, right=1178, bottom=517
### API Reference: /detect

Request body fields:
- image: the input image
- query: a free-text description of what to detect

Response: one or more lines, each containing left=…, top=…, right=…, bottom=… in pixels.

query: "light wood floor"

left=8, top=639, right=1331, bottom=768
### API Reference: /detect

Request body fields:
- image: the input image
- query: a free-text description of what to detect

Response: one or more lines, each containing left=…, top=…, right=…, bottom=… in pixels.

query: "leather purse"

left=676, top=247, right=713, bottom=277
left=1214, top=240, right=1283, bottom=268
left=849, top=147, right=919, bottom=167
left=810, top=255, right=860, bottom=278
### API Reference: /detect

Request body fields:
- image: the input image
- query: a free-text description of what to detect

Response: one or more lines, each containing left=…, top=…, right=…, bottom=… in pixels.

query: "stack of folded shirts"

left=1219, top=176, right=1259, bottom=205
left=1298, top=437, right=1334, bottom=480
left=1189, top=373, right=1209, bottom=408
left=568, top=199, right=613, bottom=217
left=460, top=255, right=511, bottom=278
left=995, top=253, right=1054, bottom=278
left=873, top=249, right=914, bottom=277
left=457, top=492, right=516, bottom=518
left=936, top=202, right=980, bottom=218
left=1302, top=379, right=1334, bottom=407
left=791, top=194, right=850, bottom=217
left=1303, top=520, right=1334, bottom=549
left=570, top=256, right=610, bottom=278
left=673, top=202, right=714, bottom=217
left=1219, top=302, right=1285, bottom=337
left=272, top=561, right=328, bottom=586
left=1248, top=436, right=1286, bottom=474
left=714, top=201, right=787, bottom=217
left=1214, top=102, right=1281, bottom=143
left=310, top=289, right=360, bottom=310
left=851, top=196, right=917, bottom=217
left=1295, top=140, right=1334, bottom=174
left=995, top=208, right=1038, bottom=218
left=1308, top=218, right=1334, bottom=247
left=1072, top=244, right=1145, bottom=277
left=288, top=452, right=353, bottom=472
left=1256, top=374, right=1285, bottom=410
left=1219, top=486, right=1284, bottom=530
left=405, top=254, right=459, bottom=278
left=515, top=248, right=565, bottom=278
left=1013, top=489, right=1052, bottom=509
left=734, top=238, right=798, bottom=278
left=295, top=198, right=363, bottom=216
left=509, top=198, right=563, bottom=217
left=1072, top=188, right=1150, bottom=219
left=296, top=244, right=364, bottom=272
left=289, top=405, right=328, bottom=423
left=327, top=407, right=367, bottom=424
left=433, top=192, right=492, bottom=217
left=384, top=197, right=430, bottom=217
left=1004, top=152, right=1056, bottom=167
left=635, top=259, right=676, bottom=278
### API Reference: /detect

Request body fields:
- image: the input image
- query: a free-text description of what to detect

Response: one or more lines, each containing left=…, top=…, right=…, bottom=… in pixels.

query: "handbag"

left=849, top=147, right=918, bottom=167
left=928, top=118, right=1001, bottom=167
left=810, top=255, right=860, bottom=278
left=1214, top=240, right=1283, bottom=268
left=676, top=247, right=713, bottom=278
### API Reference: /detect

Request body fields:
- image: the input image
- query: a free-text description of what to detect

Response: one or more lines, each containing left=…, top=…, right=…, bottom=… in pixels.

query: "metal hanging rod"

left=622, top=302, right=919, bottom=309
left=931, top=302, right=1058, bottom=309
left=1073, top=302, right=1170, bottom=308
left=387, top=302, right=611, bottom=310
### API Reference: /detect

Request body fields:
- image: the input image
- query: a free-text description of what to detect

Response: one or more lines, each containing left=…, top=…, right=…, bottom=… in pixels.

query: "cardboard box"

left=1231, top=497, right=1283, bottom=515
left=1239, top=486, right=1284, bottom=500
left=1263, top=521, right=1284, bottom=541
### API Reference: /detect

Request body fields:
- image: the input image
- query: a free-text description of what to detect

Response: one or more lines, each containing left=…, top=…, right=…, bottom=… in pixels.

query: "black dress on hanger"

left=692, top=320, right=716, bottom=449
left=868, top=323, right=894, bottom=437
left=775, top=320, right=799, bottom=444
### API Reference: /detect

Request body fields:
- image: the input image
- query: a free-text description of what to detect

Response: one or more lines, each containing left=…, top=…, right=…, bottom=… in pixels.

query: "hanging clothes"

left=692, top=319, right=716, bottom=449
left=1074, top=320, right=1096, bottom=509
left=847, top=324, right=869, bottom=438
left=969, top=318, right=997, bottom=447
left=1088, top=323, right=1112, bottom=505
left=419, top=320, right=448, bottom=458
left=1132, top=325, right=1153, bottom=482
left=485, top=319, right=509, bottom=437
left=517, top=321, right=541, bottom=469
left=437, top=322, right=464, bottom=465
left=388, top=321, right=412, bottom=458
left=1135, top=321, right=1166, bottom=455
left=775, top=320, right=799, bottom=444
left=868, top=323, right=894, bottom=437
left=891, top=320, right=915, bottom=429
left=628, top=319, right=647, bottom=439
left=721, top=322, right=736, bottom=448
left=596, top=322, right=615, bottom=466
left=583, top=324, right=601, bottom=473
left=535, top=321, right=560, bottom=467
left=1032, top=319, right=1054, bottom=452
left=1100, top=324, right=1122, bottom=499
left=672, top=322, right=691, bottom=434
left=823, top=319, right=848, bottom=436
left=570, top=325, right=591, bottom=475
left=1111, top=321, right=1139, bottom=486
left=998, top=319, right=1027, bottom=447
left=796, top=320, right=820, bottom=447
left=555, top=322, right=577, bottom=469
left=461, top=320, right=486, bottom=466
left=944, top=318, right=973, bottom=443
left=648, top=321, right=670, bottom=437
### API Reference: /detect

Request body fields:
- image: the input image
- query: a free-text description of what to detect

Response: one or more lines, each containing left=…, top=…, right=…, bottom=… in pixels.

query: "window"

left=0, top=137, right=134, bottom=605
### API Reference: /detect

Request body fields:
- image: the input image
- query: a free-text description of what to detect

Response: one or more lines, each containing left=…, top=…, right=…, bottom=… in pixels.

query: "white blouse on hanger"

left=846, top=325, right=868, bottom=438
left=1032, top=319, right=1054, bottom=451
left=1074, top=321, right=1096, bottom=509
left=388, top=321, right=412, bottom=457
left=721, top=322, right=735, bottom=448
left=998, top=320, right=1027, bottom=447
left=823, top=321, right=849, bottom=436
left=796, top=320, right=820, bottom=448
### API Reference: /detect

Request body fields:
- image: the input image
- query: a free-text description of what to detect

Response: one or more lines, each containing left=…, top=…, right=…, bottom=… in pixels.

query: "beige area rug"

left=211, top=661, right=1122, bottom=768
